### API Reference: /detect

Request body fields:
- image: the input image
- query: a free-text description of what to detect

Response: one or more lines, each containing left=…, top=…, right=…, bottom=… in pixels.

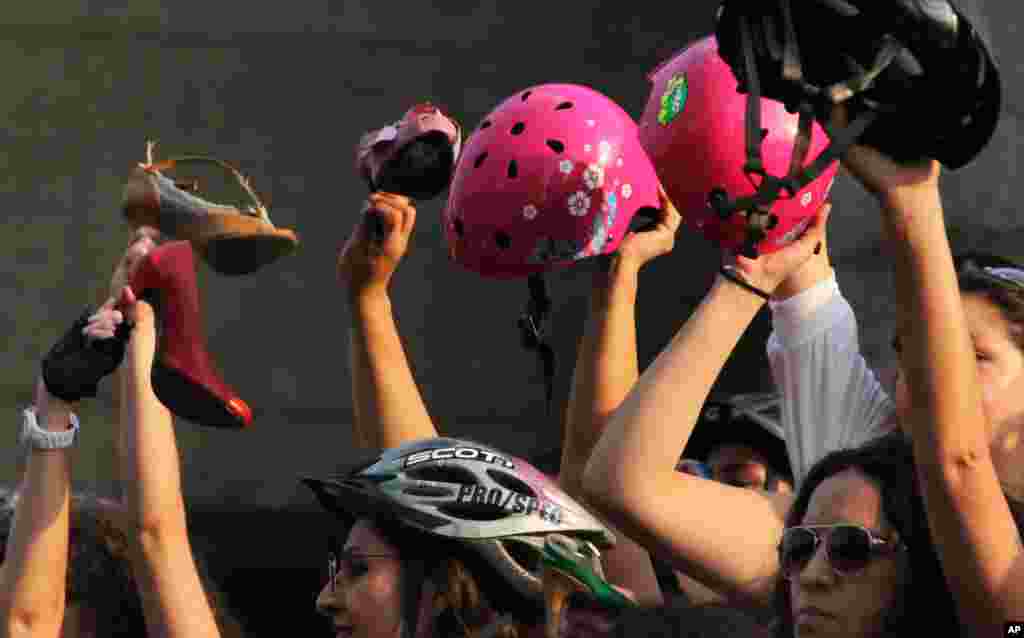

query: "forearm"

left=560, top=260, right=639, bottom=492
left=882, top=189, right=988, bottom=462
left=0, top=387, right=73, bottom=634
left=118, top=319, right=220, bottom=637
left=118, top=347, right=185, bottom=537
left=587, top=276, right=765, bottom=501
left=348, top=291, right=436, bottom=452
left=561, top=260, right=666, bottom=605
left=883, top=189, right=1015, bottom=629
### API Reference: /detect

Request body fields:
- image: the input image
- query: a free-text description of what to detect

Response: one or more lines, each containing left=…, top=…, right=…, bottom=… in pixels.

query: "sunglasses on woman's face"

left=778, top=524, right=906, bottom=579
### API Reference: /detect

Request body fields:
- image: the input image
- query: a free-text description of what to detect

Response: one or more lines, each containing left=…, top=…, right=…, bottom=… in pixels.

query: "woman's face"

left=706, top=444, right=793, bottom=494
left=789, top=469, right=906, bottom=638
left=896, top=292, right=1024, bottom=444
left=316, top=519, right=405, bottom=638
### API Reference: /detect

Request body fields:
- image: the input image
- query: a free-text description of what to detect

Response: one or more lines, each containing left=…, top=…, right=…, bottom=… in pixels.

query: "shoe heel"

left=130, top=240, right=253, bottom=428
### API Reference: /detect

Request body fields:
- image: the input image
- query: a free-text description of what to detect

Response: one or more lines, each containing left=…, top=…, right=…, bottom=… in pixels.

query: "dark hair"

left=955, top=252, right=1024, bottom=350
left=771, top=432, right=960, bottom=637
left=682, top=397, right=793, bottom=489
left=364, top=518, right=544, bottom=638
left=0, top=491, right=244, bottom=637
left=612, top=601, right=770, bottom=638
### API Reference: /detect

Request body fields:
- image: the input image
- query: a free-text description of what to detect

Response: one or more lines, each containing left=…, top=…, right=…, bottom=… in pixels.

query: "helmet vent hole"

left=438, top=503, right=508, bottom=521
left=546, top=139, right=565, bottom=153
left=521, top=91, right=532, bottom=101
left=403, top=485, right=454, bottom=498
left=474, top=152, right=489, bottom=168
left=453, top=218, right=465, bottom=236
left=480, top=121, right=492, bottom=130
left=511, top=122, right=526, bottom=135
left=760, top=128, right=769, bottom=140
left=767, top=214, right=779, bottom=230
left=555, top=101, right=573, bottom=111
left=486, top=469, right=536, bottom=497
left=507, top=160, right=519, bottom=179
left=495, top=230, right=512, bottom=250
left=503, top=538, right=544, bottom=574
left=406, top=465, right=479, bottom=485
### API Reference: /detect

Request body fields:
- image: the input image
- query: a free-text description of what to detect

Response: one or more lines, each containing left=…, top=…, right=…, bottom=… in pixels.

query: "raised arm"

left=116, top=291, right=221, bottom=638
left=767, top=212, right=896, bottom=484
left=583, top=205, right=828, bottom=604
left=560, top=189, right=680, bottom=606
left=842, top=117, right=1024, bottom=634
left=339, top=193, right=437, bottom=451
left=0, top=282, right=132, bottom=637
left=0, top=381, right=75, bottom=638
left=103, top=230, right=221, bottom=638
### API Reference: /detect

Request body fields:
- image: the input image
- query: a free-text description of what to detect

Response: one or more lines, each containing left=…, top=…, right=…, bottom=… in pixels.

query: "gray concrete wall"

left=2, top=0, right=1021, bottom=511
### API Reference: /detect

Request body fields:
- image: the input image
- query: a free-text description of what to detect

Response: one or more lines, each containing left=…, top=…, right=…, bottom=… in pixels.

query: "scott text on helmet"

left=402, top=446, right=516, bottom=469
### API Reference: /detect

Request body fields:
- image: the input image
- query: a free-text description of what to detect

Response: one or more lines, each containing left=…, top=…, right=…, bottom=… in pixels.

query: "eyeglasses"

left=676, top=459, right=713, bottom=479
left=326, top=548, right=400, bottom=592
left=779, top=524, right=906, bottom=579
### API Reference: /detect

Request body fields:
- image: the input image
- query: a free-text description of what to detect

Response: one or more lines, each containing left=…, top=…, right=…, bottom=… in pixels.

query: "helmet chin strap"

left=710, top=0, right=897, bottom=257
left=519, top=274, right=556, bottom=417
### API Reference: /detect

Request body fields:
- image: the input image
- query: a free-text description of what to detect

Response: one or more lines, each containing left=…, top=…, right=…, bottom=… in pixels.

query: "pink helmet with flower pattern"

left=444, top=84, right=661, bottom=279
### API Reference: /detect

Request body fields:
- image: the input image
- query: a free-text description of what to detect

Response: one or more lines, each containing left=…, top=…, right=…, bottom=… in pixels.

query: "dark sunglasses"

left=778, top=524, right=906, bottom=579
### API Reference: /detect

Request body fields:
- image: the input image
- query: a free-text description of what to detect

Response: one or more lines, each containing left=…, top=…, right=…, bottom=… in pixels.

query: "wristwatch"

left=20, top=407, right=79, bottom=450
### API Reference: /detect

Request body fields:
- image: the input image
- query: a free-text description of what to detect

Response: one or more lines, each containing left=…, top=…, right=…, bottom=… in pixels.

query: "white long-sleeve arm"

left=767, top=272, right=896, bottom=485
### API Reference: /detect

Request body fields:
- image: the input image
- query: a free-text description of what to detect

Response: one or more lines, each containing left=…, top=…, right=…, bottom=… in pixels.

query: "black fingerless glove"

left=41, top=307, right=134, bottom=403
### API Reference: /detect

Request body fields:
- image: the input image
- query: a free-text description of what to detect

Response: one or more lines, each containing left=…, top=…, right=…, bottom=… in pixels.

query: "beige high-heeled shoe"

left=122, top=141, right=299, bottom=276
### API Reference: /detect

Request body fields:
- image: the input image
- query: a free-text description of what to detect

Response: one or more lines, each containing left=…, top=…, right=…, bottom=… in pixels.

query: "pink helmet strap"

left=517, top=274, right=556, bottom=416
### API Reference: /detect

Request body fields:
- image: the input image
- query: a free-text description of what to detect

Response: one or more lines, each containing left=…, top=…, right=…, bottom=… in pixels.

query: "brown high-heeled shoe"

left=123, top=141, right=299, bottom=276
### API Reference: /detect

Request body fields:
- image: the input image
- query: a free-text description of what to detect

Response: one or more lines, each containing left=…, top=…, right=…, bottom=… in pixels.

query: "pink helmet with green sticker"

left=638, top=36, right=838, bottom=258
left=444, top=84, right=661, bottom=279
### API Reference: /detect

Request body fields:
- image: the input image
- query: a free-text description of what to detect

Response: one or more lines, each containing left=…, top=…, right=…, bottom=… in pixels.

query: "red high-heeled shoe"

left=130, top=240, right=252, bottom=428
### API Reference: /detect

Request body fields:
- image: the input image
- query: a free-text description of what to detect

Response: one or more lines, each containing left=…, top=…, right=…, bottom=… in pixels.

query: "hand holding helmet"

left=830, top=104, right=941, bottom=208
left=337, top=193, right=417, bottom=300
left=613, top=186, right=683, bottom=274
left=726, top=200, right=832, bottom=297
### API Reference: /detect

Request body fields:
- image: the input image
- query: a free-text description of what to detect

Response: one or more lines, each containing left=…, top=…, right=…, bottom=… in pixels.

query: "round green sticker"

left=658, top=74, right=688, bottom=126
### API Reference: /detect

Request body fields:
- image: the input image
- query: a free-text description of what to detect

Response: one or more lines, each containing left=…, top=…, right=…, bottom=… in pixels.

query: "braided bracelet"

left=720, top=265, right=771, bottom=300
